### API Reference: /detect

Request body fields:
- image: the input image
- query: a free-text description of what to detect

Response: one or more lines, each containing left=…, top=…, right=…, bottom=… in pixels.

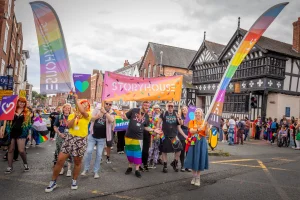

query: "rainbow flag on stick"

left=205, top=2, right=288, bottom=128
left=38, top=134, right=48, bottom=144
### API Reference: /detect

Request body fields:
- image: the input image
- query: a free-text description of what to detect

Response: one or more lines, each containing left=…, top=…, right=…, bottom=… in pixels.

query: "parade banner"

left=184, top=106, right=196, bottom=126
left=102, top=72, right=183, bottom=102
left=0, top=90, right=13, bottom=101
left=73, top=73, right=91, bottom=99
left=0, top=95, right=18, bottom=120
left=114, top=115, right=129, bottom=131
left=205, top=2, right=288, bottom=128
left=30, top=1, right=72, bottom=94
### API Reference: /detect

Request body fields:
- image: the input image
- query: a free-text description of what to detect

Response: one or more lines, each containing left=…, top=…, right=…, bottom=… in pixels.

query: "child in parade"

left=184, top=108, right=208, bottom=186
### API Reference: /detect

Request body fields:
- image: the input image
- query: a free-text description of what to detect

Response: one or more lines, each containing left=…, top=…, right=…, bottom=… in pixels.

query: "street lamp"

left=6, top=64, right=14, bottom=76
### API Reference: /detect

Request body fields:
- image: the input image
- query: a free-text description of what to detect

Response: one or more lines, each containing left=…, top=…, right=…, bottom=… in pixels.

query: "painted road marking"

left=257, top=160, right=290, bottom=200
left=271, top=158, right=295, bottom=162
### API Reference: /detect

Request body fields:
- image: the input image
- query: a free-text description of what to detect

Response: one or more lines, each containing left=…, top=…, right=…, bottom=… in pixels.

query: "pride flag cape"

left=30, top=1, right=72, bottom=94
left=205, top=2, right=288, bottom=128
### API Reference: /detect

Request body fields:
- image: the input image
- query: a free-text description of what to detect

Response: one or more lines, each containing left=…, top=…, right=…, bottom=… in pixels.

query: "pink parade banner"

left=102, top=72, right=183, bottom=102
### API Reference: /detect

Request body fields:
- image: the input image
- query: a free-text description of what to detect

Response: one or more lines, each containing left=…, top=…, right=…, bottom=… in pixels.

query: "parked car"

left=41, top=113, right=51, bottom=130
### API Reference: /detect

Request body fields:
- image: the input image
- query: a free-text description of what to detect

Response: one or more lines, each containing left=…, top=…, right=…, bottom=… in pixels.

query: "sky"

left=15, top=0, right=300, bottom=93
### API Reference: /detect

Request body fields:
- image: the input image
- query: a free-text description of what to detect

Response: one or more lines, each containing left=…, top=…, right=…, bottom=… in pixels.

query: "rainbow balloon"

left=30, top=1, right=72, bottom=94
left=205, top=2, right=288, bottom=128
left=39, top=134, right=48, bottom=143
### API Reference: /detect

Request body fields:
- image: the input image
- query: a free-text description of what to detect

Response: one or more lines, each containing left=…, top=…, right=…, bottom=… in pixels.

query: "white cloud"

left=15, top=0, right=300, bottom=93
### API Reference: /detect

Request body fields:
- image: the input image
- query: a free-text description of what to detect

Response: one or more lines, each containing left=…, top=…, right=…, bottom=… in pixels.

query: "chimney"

left=292, top=17, right=300, bottom=53
left=124, top=60, right=129, bottom=67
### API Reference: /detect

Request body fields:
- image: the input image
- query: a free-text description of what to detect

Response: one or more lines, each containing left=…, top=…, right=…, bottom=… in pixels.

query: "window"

left=143, top=69, right=147, bottom=78
left=1, top=59, right=5, bottom=75
left=8, top=0, right=12, bottom=17
left=3, top=22, right=9, bottom=53
left=15, top=60, right=18, bottom=75
left=153, top=65, right=156, bottom=77
left=17, top=39, right=21, bottom=53
left=148, top=64, right=151, bottom=78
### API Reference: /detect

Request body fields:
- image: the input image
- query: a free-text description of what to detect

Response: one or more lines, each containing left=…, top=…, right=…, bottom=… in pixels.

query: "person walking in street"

left=121, top=101, right=160, bottom=178
left=244, top=117, right=250, bottom=141
left=184, top=108, right=208, bottom=187
left=267, top=117, right=273, bottom=142
left=254, top=116, right=262, bottom=140
left=81, top=101, right=115, bottom=179
left=49, top=107, right=60, bottom=141
left=294, top=120, right=300, bottom=150
left=219, top=118, right=224, bottom=142
left=158, top=101, right=183, bottom=173
left=177, top=106, right=190, bottom=172
left=222, top=119, right=229, bottom=142
left=1, top=97, right=32, bottom=174
left=45, top=95, right=91, bottom=192
left=228, top=116, right=235, bottom=145
left=53, top=103, right=72, bottom=177
left=148, top=104, right=161, bottom=169
left=237, top=118, right=245, bottom=145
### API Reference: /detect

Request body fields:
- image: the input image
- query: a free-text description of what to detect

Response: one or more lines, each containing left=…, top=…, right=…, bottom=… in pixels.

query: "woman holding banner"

left=184, top=108, right=209, bottom=186
left=121, top=101, right=161, bottom=178
left=1, top=97, right=32, bottom=174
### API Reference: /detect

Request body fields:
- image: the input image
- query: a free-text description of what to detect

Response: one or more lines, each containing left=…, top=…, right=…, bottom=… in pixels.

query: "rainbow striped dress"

left=125, top=137, right=143, bottom=165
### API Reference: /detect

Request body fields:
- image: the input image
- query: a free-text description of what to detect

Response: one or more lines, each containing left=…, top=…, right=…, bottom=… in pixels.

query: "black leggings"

left=142, top=131, right=151, bottom=166
left=8, top=139, right=27, bottom=167
left=117, top=131, right=125, bottom=152
left=50, top=128, right=55, bottom=139
left=180, top=140, right=186, bottom=168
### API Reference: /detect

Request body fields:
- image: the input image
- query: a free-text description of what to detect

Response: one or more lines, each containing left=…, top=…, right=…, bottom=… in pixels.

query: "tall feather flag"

left=30, top=1, right=73, bottom=94
left=205, top=2, right=288, bottom=128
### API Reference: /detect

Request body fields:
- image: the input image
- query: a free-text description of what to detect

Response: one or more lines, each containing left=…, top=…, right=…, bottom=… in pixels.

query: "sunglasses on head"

left=106, top=103, right=112, bottom=106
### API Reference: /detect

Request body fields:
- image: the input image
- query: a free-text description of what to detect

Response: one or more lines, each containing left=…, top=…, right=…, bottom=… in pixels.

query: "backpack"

left=238, top=121, right=244, bottom=129
left=271, top=122, right=277, bottom=129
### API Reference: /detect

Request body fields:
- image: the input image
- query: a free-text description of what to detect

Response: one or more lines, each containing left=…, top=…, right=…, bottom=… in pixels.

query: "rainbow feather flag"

left=205, top=2, right=288, bottom=128
left=38, top=134, right=48, bottom=143
left=30, top=1, right=72, bottom=94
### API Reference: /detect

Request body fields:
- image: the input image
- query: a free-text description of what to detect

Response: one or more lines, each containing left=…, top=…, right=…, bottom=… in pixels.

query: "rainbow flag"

left=30, top=2, right=72, bottom=94
left=114, top=115, right=129, bottom=131
left=171, top=137, right=179, bottom=145
left=205, top=2, right=288, bottom=128
left=38, top=134, right=48, bottom=143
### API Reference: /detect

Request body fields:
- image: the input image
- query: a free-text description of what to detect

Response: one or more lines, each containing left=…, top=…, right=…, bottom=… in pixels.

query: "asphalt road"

left=0, top=138, right=299, bottom=200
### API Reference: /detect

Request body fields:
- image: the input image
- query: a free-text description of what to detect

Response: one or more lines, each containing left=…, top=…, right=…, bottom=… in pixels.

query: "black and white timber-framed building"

left=189, top=18, right=300, bottom=121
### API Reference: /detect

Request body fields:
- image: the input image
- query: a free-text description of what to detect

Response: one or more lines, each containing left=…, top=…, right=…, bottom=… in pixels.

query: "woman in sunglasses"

left=158, top=101, right=183, bottom=173
left=2, top=97, right=32, bottom=174
left=81, top=101, right=115, bottom=179
left=184, top=108, right=209, bottom=186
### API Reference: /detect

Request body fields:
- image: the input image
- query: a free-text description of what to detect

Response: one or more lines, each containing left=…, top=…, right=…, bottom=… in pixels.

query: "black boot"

left=170, top=159, right=179, bottom=172
left=163, top=162, right=168, bottom=173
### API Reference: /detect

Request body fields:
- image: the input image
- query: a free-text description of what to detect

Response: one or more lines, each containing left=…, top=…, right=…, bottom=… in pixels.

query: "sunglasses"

left=106, top=103, right=112, bottom=106
left=168, top=105, right=174, bottom=108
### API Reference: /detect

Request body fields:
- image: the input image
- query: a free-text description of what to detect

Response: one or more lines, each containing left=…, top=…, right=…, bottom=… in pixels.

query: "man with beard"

left=158, top=101, right=182, bottom=173
left=81, top=101, right=115, bottom=178
left=121, top=101, right=161, bottom=178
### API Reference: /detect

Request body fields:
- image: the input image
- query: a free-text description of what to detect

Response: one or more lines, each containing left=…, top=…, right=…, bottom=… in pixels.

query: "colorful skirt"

left=184, top=137, right=209, bottom=171
left=125, top=137, right=143, bottom=165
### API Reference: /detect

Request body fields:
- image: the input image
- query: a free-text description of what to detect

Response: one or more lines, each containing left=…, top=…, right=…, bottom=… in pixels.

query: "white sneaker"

left=111, top=146, right=114, bottom=150
left=71, top=179, right=78, bottom=190
left=66, top=170, right=72, bottom=177
left=94, top=146, right=97, bottom=150
left=59, top=168, right=64, bottom=175
left=191, top=178, right=195, bottom=185
left=81, top=170, right=87, bottom=176
left=195, top=178, right=200, bottom=186
left=94, top=173, right=100, bottom=179
left=45, top=180, right=57, bottom=193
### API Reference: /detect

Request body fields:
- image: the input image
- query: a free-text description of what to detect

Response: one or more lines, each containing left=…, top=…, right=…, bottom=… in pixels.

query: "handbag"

left=0, top=133, right=11, bottom=146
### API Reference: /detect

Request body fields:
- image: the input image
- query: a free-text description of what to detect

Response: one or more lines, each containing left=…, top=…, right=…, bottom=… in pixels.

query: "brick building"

left=90, top=69, right=104, bottom=105
left=139, top=42, right=196, bottom=78
left=0, top=0, right=32, bottom=96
